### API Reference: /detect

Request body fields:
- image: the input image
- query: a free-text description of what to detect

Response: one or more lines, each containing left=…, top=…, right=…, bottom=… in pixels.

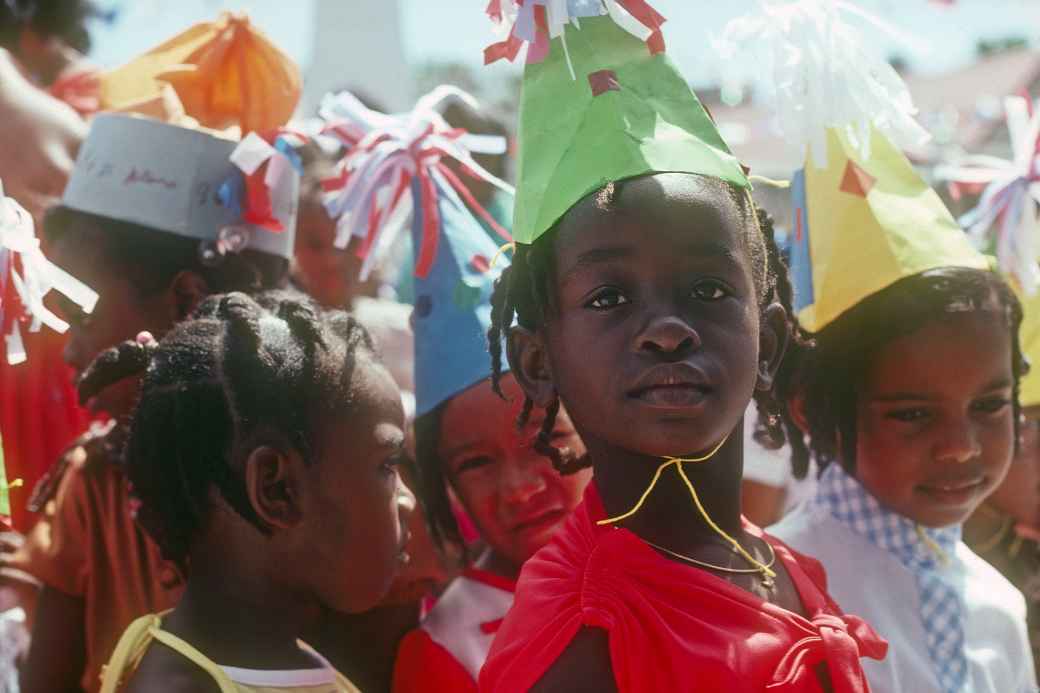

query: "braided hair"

left=76, top=290, right=376, bottom=569
left=487, top=175, right=804, bottom=475
left=773, top=267, right=1027, bottom=479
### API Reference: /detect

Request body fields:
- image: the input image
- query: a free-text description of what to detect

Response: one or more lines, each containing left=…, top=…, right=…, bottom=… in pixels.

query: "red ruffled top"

left=479, top=484, right=887, bottom=692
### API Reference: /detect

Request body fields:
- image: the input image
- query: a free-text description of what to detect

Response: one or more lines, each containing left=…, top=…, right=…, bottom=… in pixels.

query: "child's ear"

left=507, top=326, right=557, bottom=407
left=244, top=445, right=304, bottom=531
left=756, top=301, right=789, bottom=392
left=168, top=270, right=210, bottom=321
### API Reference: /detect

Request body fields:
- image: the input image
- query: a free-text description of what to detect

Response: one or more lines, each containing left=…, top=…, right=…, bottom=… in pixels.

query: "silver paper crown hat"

left=60, top=114, right=298, bottom=260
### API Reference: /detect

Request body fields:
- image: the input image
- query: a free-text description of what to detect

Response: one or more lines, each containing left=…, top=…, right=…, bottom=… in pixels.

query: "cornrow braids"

left=775, top=267, right=1027, bottom=479
left=105, top=290, right=376, bottom=569
left=487, top=174, right=799, bottom=473
left=76, top=338, right=158, bottom=405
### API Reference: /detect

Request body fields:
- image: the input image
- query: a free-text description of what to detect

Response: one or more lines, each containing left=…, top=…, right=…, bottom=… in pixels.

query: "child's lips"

left=628, top=364, right=713, bottom=408
left=511, top=507, right=566, bottom=535
left=917, top=476, right=987, bottom=505
left=631, top=383, right=711, bottom=408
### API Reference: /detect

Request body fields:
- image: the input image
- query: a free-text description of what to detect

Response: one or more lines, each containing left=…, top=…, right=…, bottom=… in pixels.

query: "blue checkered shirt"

left=811, top=463, right=967, bottom=693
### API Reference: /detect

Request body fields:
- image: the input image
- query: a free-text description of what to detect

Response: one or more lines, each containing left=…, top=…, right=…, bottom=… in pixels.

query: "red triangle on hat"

left=839, top=159, right=876, bottom=198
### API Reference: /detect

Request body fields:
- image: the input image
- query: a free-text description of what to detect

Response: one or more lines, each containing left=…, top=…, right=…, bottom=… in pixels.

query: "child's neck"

left=475, top=547, right=521, bottom=581
left=591, top=432, right=746, bottom=558
left=163, top=557, right=322, bottom=671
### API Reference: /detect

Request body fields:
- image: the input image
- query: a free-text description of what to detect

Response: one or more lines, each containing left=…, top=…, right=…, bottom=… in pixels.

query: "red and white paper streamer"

left=319, top=86, right=514, bottom=280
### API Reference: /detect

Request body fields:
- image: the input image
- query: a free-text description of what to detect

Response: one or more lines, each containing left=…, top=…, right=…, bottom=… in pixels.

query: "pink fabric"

left=479, top=484, right=887, bottom=692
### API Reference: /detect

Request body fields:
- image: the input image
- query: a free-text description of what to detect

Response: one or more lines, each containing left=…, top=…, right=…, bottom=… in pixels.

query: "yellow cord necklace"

left=596, top=436, right=778, bottom=584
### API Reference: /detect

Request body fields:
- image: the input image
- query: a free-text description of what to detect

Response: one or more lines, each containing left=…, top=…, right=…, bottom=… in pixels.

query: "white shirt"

left=421, top=569, right=515, bottom=680
left=771, top=466, right=1036, bottom=693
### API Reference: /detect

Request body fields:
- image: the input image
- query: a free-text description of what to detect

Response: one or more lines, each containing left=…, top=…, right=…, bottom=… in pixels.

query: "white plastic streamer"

left=0, top=180, right=99, bottom=365
left=319, top=85, right=515, bottom=281
left=934, top=96, right=1040, bottom=293
left=715, top=0, right=931, bottom=167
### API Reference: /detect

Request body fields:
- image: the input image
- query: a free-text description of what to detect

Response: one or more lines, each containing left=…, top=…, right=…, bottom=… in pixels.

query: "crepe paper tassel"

left=101, top=12, right=302, bottom=134
left=934, top=95, right=1040, bottom=294
left=715, top=0, right=931, bottom=168
left=319, top=85, right=515, bottom=281
left=0, top=181, right=99, bottom=366
left=484, top=0, right=665, bottom=77
left=228, top=129, right=309, bottom=233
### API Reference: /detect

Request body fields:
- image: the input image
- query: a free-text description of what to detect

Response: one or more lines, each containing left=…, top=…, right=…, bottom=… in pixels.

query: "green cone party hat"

left=484, top=1, right=750, bottom=244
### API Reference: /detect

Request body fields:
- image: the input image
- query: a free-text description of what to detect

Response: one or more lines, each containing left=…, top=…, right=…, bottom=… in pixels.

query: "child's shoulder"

left=121, top=638, right=222, bottom=693
left=956, top=541, right=1028, bottom=616
left=767, top=504, right=914, bottom=593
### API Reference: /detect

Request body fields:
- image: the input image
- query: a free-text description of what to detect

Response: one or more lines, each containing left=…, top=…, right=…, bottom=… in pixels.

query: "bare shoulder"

left=122, top=640, right=221, bottom=693
left=530, top=626, right=617, bottom=693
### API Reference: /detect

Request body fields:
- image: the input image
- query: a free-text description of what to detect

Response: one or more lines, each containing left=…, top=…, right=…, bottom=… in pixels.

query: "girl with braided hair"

left=12, top=113, right=297, bottom=692
left=93, top=291, right=413, bottom=693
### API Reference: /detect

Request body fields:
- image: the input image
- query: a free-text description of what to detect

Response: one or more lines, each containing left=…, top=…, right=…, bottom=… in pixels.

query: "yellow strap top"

left=99, top=614, right=360, bottom=693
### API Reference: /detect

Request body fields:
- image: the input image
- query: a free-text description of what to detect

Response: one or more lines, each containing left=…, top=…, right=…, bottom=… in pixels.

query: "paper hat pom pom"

left=716, top=0, right=930, bottom=167
left=318, top=86, right=515, bottom=281
left=485, top=0, right=666, bottom=76
left=0, top=181, right=98, bottom=366
left=935, top=95, right=1040, bottom=294
left=100, top=12, right=302, bottom=135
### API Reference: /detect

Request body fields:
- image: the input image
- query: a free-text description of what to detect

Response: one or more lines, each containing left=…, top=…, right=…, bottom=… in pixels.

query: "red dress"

left=0, top=329, right=89, bottom=530
left=478, top=484, right=887, bottom=692
left=394, top=568, right=515, bottom=693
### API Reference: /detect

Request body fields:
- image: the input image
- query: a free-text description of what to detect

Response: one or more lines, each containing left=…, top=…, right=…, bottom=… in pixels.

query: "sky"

left=88, top=0, right=1040, bottom=86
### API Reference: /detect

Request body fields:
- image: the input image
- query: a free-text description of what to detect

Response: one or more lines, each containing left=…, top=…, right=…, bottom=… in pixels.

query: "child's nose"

left=501, top=460, right=548, bottom=503
left=396, top=475, right=417, bottom=515
left=636, top=315, right=701, bottom=355
left=934, top=422, right=982, bottom=465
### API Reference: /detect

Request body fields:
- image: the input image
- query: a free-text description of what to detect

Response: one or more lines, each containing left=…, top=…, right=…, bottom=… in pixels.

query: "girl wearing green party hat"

left=477, top=3, right=886, bottom=690
left=715, top=3, right=1037, bottom=691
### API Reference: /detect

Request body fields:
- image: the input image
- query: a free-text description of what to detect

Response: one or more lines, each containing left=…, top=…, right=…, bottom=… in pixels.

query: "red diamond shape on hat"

left=839, top=160, right=875, bottom=198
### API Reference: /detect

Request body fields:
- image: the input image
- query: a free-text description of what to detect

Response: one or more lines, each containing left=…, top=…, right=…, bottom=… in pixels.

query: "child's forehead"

left=863, top=310, right=1013, bottom=394
left=553, top=175, right=751, bottom=265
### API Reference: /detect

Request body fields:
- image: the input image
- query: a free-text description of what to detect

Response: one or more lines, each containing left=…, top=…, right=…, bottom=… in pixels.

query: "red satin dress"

left=478, top=484, right=887, bottom=692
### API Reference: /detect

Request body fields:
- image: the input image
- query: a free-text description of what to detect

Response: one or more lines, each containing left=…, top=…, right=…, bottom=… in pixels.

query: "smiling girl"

left=772, top=265, right=1036, bottom=693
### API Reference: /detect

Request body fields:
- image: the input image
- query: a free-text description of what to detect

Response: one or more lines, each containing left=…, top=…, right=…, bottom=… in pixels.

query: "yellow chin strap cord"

left=596, top=436, right=777, bottom=581
left=915, top=525, right=952, bottom=567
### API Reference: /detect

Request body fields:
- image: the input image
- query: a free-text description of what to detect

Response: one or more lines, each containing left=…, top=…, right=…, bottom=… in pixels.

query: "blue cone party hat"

left=409, top=172, right=509, bottom=416
left=318, top=87, right=515, bottom=417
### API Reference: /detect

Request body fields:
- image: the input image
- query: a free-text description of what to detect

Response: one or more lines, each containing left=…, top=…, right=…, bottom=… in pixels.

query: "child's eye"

left=886, top=408, right=930, bottom=423
left=974, top=397, right=1011, bottom=415
left=456, top=456, right=494, bottom=474
left=585, top=288, right=629, bottom=310
left=381, top=454, right=403, bottom=477
left=690, top=281, right=730, bottom=301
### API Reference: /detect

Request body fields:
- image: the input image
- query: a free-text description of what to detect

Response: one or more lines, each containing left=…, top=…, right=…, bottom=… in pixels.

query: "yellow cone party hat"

left=720, top=1, right=988, bottom=333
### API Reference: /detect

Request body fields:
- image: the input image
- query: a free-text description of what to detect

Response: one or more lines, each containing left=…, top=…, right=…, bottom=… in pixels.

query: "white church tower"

left=301, top=0, right=412, bottom=115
